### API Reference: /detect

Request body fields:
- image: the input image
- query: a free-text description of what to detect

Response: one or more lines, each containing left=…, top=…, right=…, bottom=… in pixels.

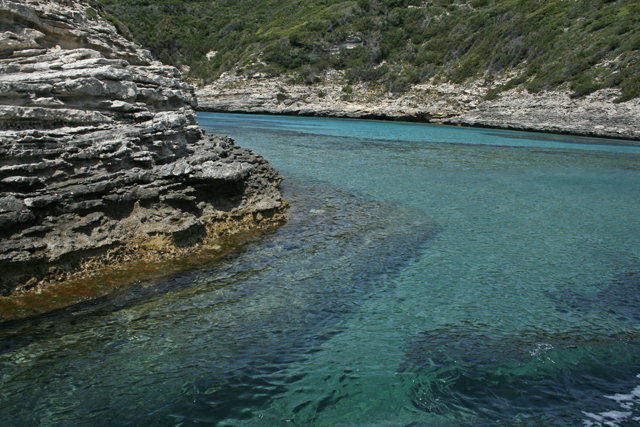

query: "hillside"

left=92, top=0, right=640, bottom=102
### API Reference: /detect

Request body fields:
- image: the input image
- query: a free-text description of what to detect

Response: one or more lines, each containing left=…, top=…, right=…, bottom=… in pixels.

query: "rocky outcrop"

left=197, top=70, right=640, bottom=141
left=0, top=0, right=288, bottom=296
left=196, top=70, right=463, bottom=121
left=447, top=88, right=640, bottom=140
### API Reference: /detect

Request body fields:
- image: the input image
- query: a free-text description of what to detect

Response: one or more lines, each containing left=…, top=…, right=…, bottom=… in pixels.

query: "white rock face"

left=0, top=0, right=287, bottom=295
left=449, top=89, right=640, bottom=140
left=197, top=70, right=640, bottom=141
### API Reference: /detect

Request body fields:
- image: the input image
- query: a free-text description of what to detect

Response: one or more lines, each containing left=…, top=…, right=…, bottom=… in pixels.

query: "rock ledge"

left=0, top=0, right=288, bottom=296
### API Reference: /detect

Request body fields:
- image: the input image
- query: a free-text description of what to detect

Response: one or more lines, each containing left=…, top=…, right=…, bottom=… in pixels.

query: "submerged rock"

left=0, top=0, right=288, bottom=296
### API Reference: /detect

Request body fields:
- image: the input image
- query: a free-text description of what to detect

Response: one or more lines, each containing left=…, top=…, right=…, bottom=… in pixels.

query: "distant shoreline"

left=196, top=73, right=640, bottom=143
left=196, top=107, right=640, bottom=146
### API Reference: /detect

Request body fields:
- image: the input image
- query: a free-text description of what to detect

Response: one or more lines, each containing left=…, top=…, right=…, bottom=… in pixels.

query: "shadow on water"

left=145, top=182, right=440, bottom=425
left=400, top=270, right=640, bottom=426
left=0, top=179, right=440, bottom=426
left=545, top=271, right=640, bottom=325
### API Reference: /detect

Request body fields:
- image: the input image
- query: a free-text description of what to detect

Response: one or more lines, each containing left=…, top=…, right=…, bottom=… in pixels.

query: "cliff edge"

left=0, top=0, right=288, bottom=296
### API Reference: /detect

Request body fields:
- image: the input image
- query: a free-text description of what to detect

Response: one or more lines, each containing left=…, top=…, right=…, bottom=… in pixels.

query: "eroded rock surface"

left=0, top=0, right=287, bottom=295
left=447, top=88, right=640, bottom=140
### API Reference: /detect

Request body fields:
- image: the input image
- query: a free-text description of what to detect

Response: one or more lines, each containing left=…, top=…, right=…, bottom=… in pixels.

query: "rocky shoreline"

left=196, top=70, right=640, bottom=142
left=0, top=0, right=288, bottom=297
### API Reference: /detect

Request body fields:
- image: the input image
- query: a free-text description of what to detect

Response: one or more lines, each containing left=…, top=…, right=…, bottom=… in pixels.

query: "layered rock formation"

left=447, top=89, right=640, bottom=140
left=0, top=0, right=288, bottom=295
left=197, top=70, right=469, bottom=122
left=197, top=70, right=640, bottom=141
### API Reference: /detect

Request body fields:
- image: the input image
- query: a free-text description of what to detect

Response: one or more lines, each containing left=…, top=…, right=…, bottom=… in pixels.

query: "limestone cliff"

left=197, top=70, right=640, bottom=141
left=0, top=0, right=288, bottom=295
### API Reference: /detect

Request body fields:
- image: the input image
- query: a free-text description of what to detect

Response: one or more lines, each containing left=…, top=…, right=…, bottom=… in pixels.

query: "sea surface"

left=2, top=113, right=640, bottom=426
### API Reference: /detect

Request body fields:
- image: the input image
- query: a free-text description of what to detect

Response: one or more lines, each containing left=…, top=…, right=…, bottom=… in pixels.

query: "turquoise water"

left=2, top=114, right=640, bottom=426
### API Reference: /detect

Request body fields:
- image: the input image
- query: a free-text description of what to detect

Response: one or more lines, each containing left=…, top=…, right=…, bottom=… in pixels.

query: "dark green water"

left=2, top=113, right=640, bottom=426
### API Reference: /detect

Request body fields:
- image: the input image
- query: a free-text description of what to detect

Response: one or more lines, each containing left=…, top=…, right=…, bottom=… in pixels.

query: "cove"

left=2, top=113, right=640, bottom=426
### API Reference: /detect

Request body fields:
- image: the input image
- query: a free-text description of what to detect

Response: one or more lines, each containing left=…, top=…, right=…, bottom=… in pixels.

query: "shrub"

left=484, top=88, right=500, bottom=100
left=471, top=0, right=490, bottom=7
left=85, top=8, right=98, bottom=20
left=570, top=79, right=601, bottom=98
left=615, top=75, right=640, bottom=103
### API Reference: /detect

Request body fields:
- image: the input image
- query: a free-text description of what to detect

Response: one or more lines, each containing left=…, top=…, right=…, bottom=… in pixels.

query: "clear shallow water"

left=2, top=114, right=640, bottom=426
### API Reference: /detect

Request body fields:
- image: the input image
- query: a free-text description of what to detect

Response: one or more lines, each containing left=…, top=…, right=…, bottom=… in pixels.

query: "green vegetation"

left=91, top=0, right=640, bottom=101
left=85, top=7, right=98, bottom=20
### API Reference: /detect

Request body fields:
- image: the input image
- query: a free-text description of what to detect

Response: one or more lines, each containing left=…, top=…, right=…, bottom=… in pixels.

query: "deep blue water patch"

left=545, top=270, right=640, bottom=326
left=402, top=324, right=640, bottom=426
